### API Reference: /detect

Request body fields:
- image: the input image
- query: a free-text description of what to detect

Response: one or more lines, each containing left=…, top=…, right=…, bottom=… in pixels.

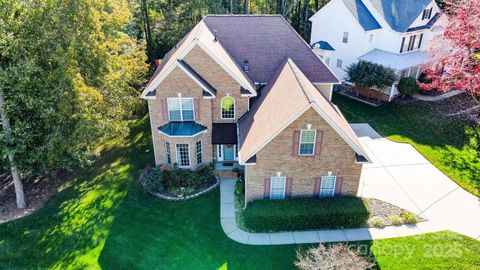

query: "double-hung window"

left=165, top=142, right=171, bottom=164
left=167, top=98, right=194, bottom=121
left=342, top=32, right=349, bottom=43
left=320, top=176, right=336, bottom=197
left=175, top=144, right=190, bottom=167
left=299, top=130, right=316, bottom=156
left=196, top=141, right=202, bottom=164
left=270, top=176, right=286, bottom=199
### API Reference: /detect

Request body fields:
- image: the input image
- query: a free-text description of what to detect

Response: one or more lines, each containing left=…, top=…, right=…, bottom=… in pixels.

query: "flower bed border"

left=139, top=170, right=220, bottom=201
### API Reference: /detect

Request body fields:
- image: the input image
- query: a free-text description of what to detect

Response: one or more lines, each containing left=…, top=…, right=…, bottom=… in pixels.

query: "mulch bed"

left=0, top=171, right=69, bottom=223
left=366, top=198, right=425, bottom=227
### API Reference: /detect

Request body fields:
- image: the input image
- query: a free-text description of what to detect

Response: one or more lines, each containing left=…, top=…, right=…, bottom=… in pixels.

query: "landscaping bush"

left=400, top=211, right=419, bottom=224
left=140, top=166, right=165, bottom=193
left=397, top=77, right=419, bottom=96
left=371, top=216, right=385, bottom=227
left=295, top=244, right=375, bottom=270
left=389, top=215, right=403, bottom=225
left=235, top=179, right=245, bottom=208
left=345, top=61, right=396, bottom=90
left=140, top=163, right=216, bottom=196
left=243, top=197, right=370, bottom=232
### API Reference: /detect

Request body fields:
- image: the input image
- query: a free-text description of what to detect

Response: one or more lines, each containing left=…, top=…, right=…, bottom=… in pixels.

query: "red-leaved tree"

left=421, top=0, right=480, bottom=105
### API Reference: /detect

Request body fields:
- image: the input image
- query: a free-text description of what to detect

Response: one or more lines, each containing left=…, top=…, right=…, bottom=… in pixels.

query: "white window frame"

left=165, top=141, right=171, bottom=164
left=270, top=176, right=286, bottom=199
left=298, top=130, right=317, bottom=156
left=217, top=144, right=238, bottom=161
left=175, top=143, right=191, bottom=168
left=342, top=32, right=349, bottom=43
left=320, top=175, right=336, bottom=197
left=336, top=59, right=343, bottom=68
left=167, top=97, right=195, bottom=122
left=324, top=56, right=330, bottom=66
left=196, top=140, right=202, bottom=165
left=220, top=96, right=235, bottom=120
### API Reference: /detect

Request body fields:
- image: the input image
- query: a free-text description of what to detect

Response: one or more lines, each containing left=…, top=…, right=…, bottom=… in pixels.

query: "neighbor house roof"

left=358, top=49, right=429, bottom=70
left=202, top=15, right=339, bottom=84
left=406, top=12, right=441, bottom=32
left=312, top=40, right=336, bottom=51
left=343, top=0, right=382, bottom=31
left=141, top=20, right=255, bottom=98
left=238, top=58, right=370, bottom=164
left=367, top=0, right=433, bottom=32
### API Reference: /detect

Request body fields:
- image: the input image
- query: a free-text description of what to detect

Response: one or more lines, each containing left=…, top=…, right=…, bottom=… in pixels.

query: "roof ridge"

left=287, top=59, right=315, bottom=104
left=205, top=14, right=283, bottom=17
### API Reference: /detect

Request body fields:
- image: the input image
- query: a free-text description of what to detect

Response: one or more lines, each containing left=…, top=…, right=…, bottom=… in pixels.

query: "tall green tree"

left=0, top=0, right=147, bottom=207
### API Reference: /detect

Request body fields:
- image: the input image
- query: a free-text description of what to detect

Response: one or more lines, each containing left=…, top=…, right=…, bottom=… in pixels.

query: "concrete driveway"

left=352, top=124, right=480, bottom=240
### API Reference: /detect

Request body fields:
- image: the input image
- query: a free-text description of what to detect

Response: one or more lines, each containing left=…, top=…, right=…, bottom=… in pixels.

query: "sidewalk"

left=220, top=179, right=445, bottom=245
left=412, top=90, right=461, bottom=101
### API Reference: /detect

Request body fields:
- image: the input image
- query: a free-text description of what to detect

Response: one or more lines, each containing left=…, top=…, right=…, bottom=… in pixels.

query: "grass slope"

left=0, top=116, right=478, bottom=269
left=333, top=94, right=480, bottom=196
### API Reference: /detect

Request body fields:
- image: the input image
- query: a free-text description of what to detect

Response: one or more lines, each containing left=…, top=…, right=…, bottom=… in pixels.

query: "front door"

left=218, top=144, right=237, bottom=161
left=223, top=145, right=235, bottom=161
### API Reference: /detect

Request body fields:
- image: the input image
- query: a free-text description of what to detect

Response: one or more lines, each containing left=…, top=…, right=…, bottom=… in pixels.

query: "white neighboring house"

left=309, top=0, right=447, bottom=101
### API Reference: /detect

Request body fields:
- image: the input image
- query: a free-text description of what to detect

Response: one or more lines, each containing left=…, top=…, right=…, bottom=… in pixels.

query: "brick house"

left=141, top=15, right=371, bottom=203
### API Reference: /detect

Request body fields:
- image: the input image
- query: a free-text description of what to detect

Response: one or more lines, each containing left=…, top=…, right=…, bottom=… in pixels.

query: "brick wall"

left=147, top=44, right=250, bottom=169
left=245, top=108, right=363, bottom=202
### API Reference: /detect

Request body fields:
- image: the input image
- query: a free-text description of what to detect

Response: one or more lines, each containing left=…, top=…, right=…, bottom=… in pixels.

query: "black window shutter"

left=409, top=36, right=416, bottom=51
left=428, top=7, right=433, bottom=19
left=417, top=34, right=424, bottom=49
left=422, top=9, right=427, bottom=20
left=400, top=37, right=405, bottom=53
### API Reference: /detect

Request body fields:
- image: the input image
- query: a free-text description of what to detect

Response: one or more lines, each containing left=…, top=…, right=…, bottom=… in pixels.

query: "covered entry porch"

left=212, top=123, right=243, bottom=179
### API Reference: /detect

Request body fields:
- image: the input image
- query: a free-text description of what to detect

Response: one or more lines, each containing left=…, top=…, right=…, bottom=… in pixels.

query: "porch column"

left=388, top=83, right=395, bottom=102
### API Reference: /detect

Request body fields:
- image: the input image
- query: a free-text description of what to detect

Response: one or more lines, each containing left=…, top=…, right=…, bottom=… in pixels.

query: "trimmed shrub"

left=140, top=166, right=165, bottom=193
left=243, top=197, right=370, bottom=232
left=371, top=216, right=385, bottom=227
left=389, top=215, right=403, bottom=225
left=400, top=211, right=419, bottom=224
left=397, top=77, right=419, bottom=96
left=295, top=244, right=375, bottom=270
left=345, top=61, right=396, bottom=89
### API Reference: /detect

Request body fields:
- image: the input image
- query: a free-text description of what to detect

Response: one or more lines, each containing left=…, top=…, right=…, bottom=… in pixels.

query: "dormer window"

left=400, top=33, right=424, bottom=53
left=342, top=32, right=349, bottom=43
left=422, top=7, right=433, bottom=20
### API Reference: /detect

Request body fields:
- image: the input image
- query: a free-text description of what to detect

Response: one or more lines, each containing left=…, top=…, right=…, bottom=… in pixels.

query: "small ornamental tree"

left=345, top=61, right=396, bottom=90
left=421, top=0, right=480, bottom=106
left=398, top=77, right=420, bottom=96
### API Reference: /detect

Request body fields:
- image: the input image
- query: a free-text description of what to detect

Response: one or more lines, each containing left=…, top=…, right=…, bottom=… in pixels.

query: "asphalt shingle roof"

left=343, top=0, right=382, bottom=31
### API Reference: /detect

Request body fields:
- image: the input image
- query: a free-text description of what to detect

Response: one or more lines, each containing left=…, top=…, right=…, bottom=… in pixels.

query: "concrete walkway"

left=412, top=90, right=462, bottom=101
left=220, top=124, right=480, bottom=245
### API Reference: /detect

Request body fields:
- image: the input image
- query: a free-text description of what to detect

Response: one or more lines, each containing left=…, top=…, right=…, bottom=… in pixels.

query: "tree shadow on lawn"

left=0, top=117, right=154, bottom=269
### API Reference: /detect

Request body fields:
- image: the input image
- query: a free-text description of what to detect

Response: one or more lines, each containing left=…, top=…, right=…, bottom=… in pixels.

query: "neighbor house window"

left=196, top=141, right=202, bottom=164
left=342, top=32, right=349, bottom=43
left=336, top=59, right=343, bottom=68
left=320, top=175, right=336, bottom=197
left=165, top=142, right=171, bottom=164
left=221, top=96, right=235, bottom=119
left=400, top=33, right=423, bottom=53
left=175, top=144, right=190, bottom=167
left=299, top=130, right=316, bottom=156
left=270, top=176, right=286, bottom=199
left=167, top=97, right=194, bottom=121
left=324, top=56, right=330, bottom=66
left=422, top=7, right=433, bottom=20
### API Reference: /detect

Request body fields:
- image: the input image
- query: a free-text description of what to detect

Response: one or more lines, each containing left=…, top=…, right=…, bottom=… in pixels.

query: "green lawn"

left=333, top=93, right=480, bottom=197
left=0, top=116, right=479, bottom=269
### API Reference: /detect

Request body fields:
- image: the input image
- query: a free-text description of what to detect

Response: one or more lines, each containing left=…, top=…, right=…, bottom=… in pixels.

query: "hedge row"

left=243, top=196, right=370, bottom=232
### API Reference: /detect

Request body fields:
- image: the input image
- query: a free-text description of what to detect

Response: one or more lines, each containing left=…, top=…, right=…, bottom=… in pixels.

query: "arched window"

left=221, top=96, right=235, bottom=119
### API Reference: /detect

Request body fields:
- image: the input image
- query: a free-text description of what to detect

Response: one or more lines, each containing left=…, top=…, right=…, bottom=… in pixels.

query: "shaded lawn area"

left=333, top=93, right=480, bottom=197
left=0, top=116, right=479, bottom=269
